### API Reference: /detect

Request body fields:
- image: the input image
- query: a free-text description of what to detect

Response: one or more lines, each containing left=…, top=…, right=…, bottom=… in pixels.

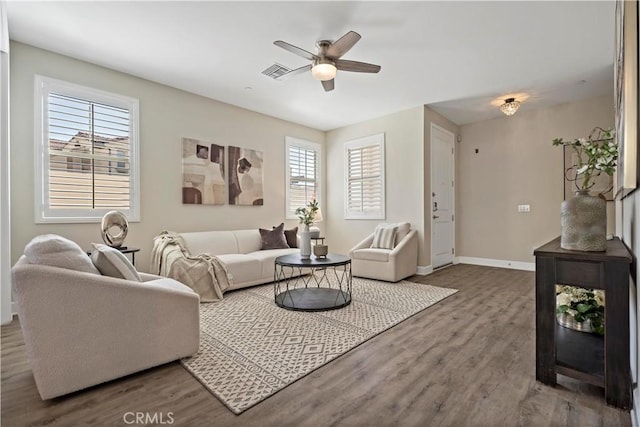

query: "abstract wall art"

left=227, top=146, right=263, bottom=206
left=181, top=138, right=225, bottom=205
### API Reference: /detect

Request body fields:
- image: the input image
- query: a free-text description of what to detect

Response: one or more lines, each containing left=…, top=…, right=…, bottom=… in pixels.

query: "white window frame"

left=34, top=75, right=140, bottom=223
left=344, top=133, right=385, bottom=220
left=285, top=137, right=321, bottom=219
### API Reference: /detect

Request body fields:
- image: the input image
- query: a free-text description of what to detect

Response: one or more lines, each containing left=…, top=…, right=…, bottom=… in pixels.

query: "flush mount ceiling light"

left=499, top=98, right=521, bottom=116
left=311, top=60, right=337, bottom=81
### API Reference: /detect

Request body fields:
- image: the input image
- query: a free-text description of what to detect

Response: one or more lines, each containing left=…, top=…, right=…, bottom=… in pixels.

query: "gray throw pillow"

left=273, top=225, right=298, bottom=248
left=260, top=223, right=289, bottom=250
left=24, top=234, right=100, bottom=274
left=90, top=243, right=141, bottom=281
left=284, top=226, right=298, bottom=248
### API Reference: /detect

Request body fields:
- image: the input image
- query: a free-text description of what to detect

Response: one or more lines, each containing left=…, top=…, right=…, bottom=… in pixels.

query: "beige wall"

left=457, top=94, right=614, bottom=262
left=621, top=190, right=639, bottom=425
left=423, top=107, right=459, bottom=264
left=325, top=106, right=427, bottom=265
left=9, top=42, right=324, bottom=272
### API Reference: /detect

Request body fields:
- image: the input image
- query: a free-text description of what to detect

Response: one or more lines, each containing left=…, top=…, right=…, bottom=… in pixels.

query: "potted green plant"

left=295, top=199, right=319, bottom=226
left=295, top=199, right=319, bottom=259
left=556, top=285, right=605, bottom=335
left=552, top=127, right=618, bottom=193
left=552, top=127, right=617, bottom=251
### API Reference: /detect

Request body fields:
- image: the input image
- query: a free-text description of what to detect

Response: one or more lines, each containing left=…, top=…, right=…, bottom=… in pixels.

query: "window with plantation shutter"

left=285, top=137, right=321, bottom=219
left=344, top=133, right=385, bottom=219
left=35, top=76, right=140, bottom=223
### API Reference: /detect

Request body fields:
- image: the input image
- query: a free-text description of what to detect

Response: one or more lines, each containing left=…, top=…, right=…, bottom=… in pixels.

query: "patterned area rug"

left=180, top=276, right=457, bottom=414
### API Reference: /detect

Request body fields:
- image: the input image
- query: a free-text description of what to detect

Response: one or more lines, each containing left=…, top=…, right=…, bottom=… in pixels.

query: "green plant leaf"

left=576, top=303, right=591, bottom=314
left=557, top=305, right=569, bottom=314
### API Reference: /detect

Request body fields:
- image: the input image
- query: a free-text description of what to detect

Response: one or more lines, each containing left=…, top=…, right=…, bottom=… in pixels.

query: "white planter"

left=300, top=224, right=311, bottom=259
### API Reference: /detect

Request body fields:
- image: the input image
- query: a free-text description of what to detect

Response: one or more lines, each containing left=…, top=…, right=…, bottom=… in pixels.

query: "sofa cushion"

left=249, top=248, right=300, bottom=277
left=233, top=230, right=263, bottom=254
left=24, top=234, right=100, bottom=275
left=181, top=231, right=239, bottom=255
left=371, top=225, right=398, bottom=249
left=90, top=243, right=141, bottom=281
left=216, top=254, right=262, bottom=284
left=259, top=223, right=289, bottom=250
left=352, top=248, right=390, bottom=262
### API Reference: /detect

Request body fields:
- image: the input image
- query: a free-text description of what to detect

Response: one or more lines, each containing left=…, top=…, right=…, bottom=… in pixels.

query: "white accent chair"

left=349, top=222, right=418, bottom=282
left=11, top=255, right=200, bottom=400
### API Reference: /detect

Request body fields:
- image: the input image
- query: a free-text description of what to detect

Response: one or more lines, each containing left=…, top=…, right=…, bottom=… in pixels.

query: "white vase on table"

left=300, top=224, right=311, bottom=259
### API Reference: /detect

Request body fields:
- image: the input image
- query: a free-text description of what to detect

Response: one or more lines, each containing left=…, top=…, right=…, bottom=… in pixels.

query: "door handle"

left=433, top=215, right=440, bottom=219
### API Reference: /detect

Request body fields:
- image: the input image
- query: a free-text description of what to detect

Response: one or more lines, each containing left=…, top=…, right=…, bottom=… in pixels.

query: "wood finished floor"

left=1, top=264, right=632, bottom=426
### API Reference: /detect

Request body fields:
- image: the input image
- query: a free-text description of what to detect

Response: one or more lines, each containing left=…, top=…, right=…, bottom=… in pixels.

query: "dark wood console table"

left=534, top=237, right=632, bottom=409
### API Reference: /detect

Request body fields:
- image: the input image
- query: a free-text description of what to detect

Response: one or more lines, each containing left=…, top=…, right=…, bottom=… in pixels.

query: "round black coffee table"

left=274, top=253, right=352, bottom=311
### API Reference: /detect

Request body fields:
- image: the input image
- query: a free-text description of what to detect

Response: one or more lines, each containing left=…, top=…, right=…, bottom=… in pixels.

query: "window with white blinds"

left=344, top=133, right=385, bottom=219
left=285, top=137, right=321, bottom=218
left=35, top=76, right=140, bottom=223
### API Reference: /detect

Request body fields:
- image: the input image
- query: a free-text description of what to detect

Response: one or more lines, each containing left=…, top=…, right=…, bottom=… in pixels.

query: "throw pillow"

left=371, top=225, right=398, bottom=250
left=90, top=243, right=141, bottom=281
left=24, top=234, right=100, bottom=274
left=376, top=222, right=411, bottom=246
left=273, top=225, right=298, bottom=248
left=260, top=223, right=289, bottom=250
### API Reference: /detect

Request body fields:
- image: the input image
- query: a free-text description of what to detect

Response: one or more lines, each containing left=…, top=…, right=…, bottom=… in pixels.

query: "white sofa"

left=177, top=229, right=301, bottom=290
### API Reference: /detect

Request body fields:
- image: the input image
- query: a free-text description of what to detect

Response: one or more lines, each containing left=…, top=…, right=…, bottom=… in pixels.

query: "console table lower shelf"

left=555, top=323, right=604, bottom=387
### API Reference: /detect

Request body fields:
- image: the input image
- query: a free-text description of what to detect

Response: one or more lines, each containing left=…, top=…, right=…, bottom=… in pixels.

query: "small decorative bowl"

left=313, top=244, right=328, bottom=258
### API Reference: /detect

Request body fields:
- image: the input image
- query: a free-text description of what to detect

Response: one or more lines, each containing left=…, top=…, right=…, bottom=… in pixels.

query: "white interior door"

left=431, top=124, right=455, bottom=269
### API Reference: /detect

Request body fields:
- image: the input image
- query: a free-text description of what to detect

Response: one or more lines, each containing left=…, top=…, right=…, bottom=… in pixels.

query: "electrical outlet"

left=517, top=204, right=531, bottom=213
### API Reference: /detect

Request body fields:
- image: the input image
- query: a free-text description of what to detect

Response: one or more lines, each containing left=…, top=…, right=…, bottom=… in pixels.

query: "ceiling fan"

left=273, top=30, right=381, bottom=92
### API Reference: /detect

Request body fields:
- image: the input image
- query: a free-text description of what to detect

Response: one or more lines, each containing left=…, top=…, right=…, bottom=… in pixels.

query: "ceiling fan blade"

left=326, top=31, right=361, bottom=59
left=335, top=59, right=381, bottom=73
left=274, top=40, right=318, bottom=61
left=322, top=79, right=335, bottom=92
left=276, top=64, right=312, bottom=79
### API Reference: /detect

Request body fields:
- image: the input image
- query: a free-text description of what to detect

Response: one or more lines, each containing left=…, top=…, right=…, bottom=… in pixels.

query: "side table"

left=534, top=236, right=632, bottom=409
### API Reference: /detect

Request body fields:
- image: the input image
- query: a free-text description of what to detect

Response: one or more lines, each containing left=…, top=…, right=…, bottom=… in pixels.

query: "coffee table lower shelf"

left=275, top=288, right=351, bottom=312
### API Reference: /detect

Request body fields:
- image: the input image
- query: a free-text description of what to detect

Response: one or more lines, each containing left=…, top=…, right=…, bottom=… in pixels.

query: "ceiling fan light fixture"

left=311, top=62, right=337, bottom=81
left=500, top=98, right=521, bottom=116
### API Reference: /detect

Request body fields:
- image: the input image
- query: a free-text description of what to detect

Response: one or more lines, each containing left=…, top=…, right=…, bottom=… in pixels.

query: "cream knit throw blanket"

left=151, top=231, right=233, bottom=302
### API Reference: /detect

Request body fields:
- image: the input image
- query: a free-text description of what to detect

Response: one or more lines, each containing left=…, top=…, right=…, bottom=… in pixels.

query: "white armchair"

left=349, top=222, right=418, bottom=282
left=11, top=254, right=200, bottom=400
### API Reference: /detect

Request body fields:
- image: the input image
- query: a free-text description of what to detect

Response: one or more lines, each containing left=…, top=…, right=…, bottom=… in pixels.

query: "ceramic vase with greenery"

left=295, top=199, right=319, bottom=259
left=552, top=127, right=617, bottom=251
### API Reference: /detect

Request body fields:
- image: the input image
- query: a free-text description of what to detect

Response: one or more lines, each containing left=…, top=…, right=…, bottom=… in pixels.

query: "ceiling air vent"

left=262, top=63, right=291, bottom=79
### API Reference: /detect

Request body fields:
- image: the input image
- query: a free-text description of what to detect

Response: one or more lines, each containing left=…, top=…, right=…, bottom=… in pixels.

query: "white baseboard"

left=457, top=256, right=535, bottom=272
left=416, top=265, right=433, bottom=275
left=1, top=301, right=16, bottom=325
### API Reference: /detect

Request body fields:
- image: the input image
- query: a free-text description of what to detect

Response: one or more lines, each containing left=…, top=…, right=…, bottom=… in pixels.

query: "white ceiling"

left=6, top=1, right=615, bottom=131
